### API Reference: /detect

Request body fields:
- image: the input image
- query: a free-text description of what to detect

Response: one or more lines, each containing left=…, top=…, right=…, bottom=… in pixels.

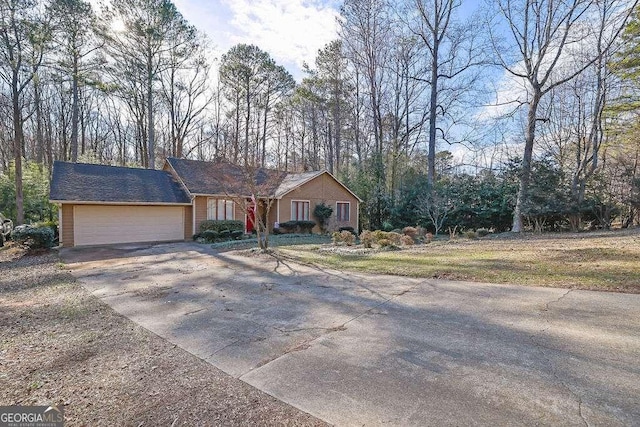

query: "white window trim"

left=207, top=197, right=235, bottom=221
left=291, top=199, right=311, bottom=221
left=336, top=201, right=351, bottom=222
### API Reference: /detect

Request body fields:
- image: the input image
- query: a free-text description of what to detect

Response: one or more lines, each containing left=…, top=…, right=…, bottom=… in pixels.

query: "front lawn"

left=278, top=229, right=640, bottom=293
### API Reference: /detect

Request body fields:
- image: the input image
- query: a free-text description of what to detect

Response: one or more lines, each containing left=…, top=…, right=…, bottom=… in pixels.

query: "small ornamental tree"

left=211, top=162, right=286, bottom=251
left=314, top=202, right=333, bottom=233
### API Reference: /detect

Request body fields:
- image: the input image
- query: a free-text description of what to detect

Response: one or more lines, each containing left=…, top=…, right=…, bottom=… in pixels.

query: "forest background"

left=2, top=0, right=640, bottom=235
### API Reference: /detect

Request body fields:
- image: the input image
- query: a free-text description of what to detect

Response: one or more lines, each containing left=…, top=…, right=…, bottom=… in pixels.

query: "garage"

left=50, top=161, right=193, bottom=247
left=73, top=205, right=185, bottom=246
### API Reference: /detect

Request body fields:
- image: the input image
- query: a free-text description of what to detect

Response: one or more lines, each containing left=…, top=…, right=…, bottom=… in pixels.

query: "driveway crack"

left=544, top=288, right=573, bottom=311
left=531, top=289, right=588, bottom=426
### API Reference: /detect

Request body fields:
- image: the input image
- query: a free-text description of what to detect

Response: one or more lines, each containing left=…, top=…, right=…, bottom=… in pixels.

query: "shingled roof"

left=166, top=157, right=288, bottom=196
left=50, top=161, right=191, bottom=204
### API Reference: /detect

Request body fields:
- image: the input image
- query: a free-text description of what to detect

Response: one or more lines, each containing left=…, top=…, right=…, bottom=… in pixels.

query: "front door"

left=246, top=202, right=256, bottom=233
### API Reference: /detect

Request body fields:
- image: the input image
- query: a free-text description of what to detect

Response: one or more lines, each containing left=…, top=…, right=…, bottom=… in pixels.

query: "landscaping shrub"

left=332, top=230, right=355, bottom=246
left=425, top=232, right=433, bottom=244
left=38, top=220, right=59, bottom=240
left=11, top=224, right=54, bottom=249
left=192, top=233, right=201, bottom=241
left=298, top=220, right=316, bottom=233
left=339, top=226, right=356, bottom=234
left=371, top=230, right=389, bottom=243
left=201, top=230, right=219, bottom=242
left=378, top=238, right=393, bottom=248
left=199, top=220, right=243, bottom=234
left=230, top=230, right=244, bottom=240
left=387, top=232, right=403, bottom=246
left=360, top=230, right=374, bottom=248
left=402, top=226, right=418, bottom=238
left=314, top=202, right=333, bottom=233
left=219, top=230, right=231, bottom=239
left=279, top=220, right=316, bottom=234
left=400, top=235, right=414, bottom=246
left=382, top=221, right=394, bottom=232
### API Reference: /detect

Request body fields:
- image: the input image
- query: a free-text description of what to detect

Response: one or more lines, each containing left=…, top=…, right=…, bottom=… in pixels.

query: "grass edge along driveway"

left=279, top=229, right=640, bottom=293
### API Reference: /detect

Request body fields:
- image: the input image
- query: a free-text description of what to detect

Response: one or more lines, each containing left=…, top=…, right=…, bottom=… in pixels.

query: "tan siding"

left=235, top=199, right=245, bottom=223
left=267, top=201, right=277, bottom=230
left=280, top=173, right=359, bottom=233
left=195, top=196, right=247, bottom=233
left=184, top=205, right=193, bottom=239
left=61, top=204, right=74, bottom=247
left=194, top=196, right=208, bottom=233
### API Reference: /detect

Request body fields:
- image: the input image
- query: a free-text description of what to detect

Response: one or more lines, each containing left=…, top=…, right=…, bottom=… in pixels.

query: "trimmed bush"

left=279, top=220, right=316, bottom=234
left=339, top=226, right=356, bottom=234
left=201, top=230, right=219, bottom=242
left=360, top=230, right=373, bottom=248
left=378, top=238, right=393, bottom=248
left=387, top=232, right=403, bottom=246
left=199, top=220, right=243, bottom=234
left=231, top=230, right=244, bottom=240
left=11, top=224, right=54, bottom=249
left=332, top=230, right=355, bottom=246
left=219, top=230, right=231, bottom=239
left=425, top=232, right=433, bottom=244
left=371, top=230, right=389, bottom=243
left=400, top=235, right=414, bottom=246
left=192, top=233, right=201, bottom=241
left=402, top=226, right=418, bottom=238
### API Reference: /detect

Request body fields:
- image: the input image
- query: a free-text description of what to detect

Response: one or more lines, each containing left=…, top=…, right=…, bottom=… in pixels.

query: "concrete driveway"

left=63, top=243, right=640, bottom=426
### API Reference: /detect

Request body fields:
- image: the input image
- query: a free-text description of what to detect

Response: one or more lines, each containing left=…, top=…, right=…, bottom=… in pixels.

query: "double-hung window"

left=291, top=200, right=310, bottom=221
left=207, top=198, right=234, bottom=220
left=336, top=202, right=350, bottom=222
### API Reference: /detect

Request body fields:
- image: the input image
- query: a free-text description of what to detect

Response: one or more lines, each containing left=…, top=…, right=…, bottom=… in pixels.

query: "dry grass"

left=279, top=229, right=640, bottom=293
left=0, top=243, right=325, bottom=426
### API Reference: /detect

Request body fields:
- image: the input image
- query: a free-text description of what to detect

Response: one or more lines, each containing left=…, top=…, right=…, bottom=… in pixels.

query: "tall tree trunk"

left=245, top=77, right=251, bottom=166
left=261, top=91, right=269, bottom=167
left=34, top=74, right=45, bottom=164
left=12, top=76, right=24, bottom=225
left=427, top=41, right=439, bottom=187
left=512, top=90, right=541, bottom=232
left=71, top=53, right=79, bottom=162
left=147, top=54, right=155, bottom=169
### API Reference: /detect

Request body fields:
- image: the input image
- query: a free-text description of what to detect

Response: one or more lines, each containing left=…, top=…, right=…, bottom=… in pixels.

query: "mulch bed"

left=0, top=243, right=326, bottom=426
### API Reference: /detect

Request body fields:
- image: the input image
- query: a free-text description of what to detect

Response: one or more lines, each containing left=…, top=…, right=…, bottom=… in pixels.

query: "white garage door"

left=74, top=205, right=184, bottom=246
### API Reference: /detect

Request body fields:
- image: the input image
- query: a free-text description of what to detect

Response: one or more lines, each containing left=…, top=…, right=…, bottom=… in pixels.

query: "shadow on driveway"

left=63, top=242, right=640, bottom=426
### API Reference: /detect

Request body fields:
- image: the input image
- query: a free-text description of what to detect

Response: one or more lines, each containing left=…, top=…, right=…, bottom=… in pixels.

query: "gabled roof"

left=166, top=157, right=287, bottom=196
left=275, top=170, right=364, bottom=202
left=166, top=157, right=362, bottom=201
left=274, top=170, right=324, bottom=198
left=50, top=161, right=192, bottom=204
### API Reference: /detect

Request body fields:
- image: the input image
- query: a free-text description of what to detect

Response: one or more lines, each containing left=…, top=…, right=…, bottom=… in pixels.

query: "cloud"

left=171, top=0, right=339, bottom=79
left=221, top=0, right=339, bottom=74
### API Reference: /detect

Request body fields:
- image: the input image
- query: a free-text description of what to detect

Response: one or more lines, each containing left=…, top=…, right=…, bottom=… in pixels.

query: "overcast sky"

left=172, top=0, right=343, bottom=80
